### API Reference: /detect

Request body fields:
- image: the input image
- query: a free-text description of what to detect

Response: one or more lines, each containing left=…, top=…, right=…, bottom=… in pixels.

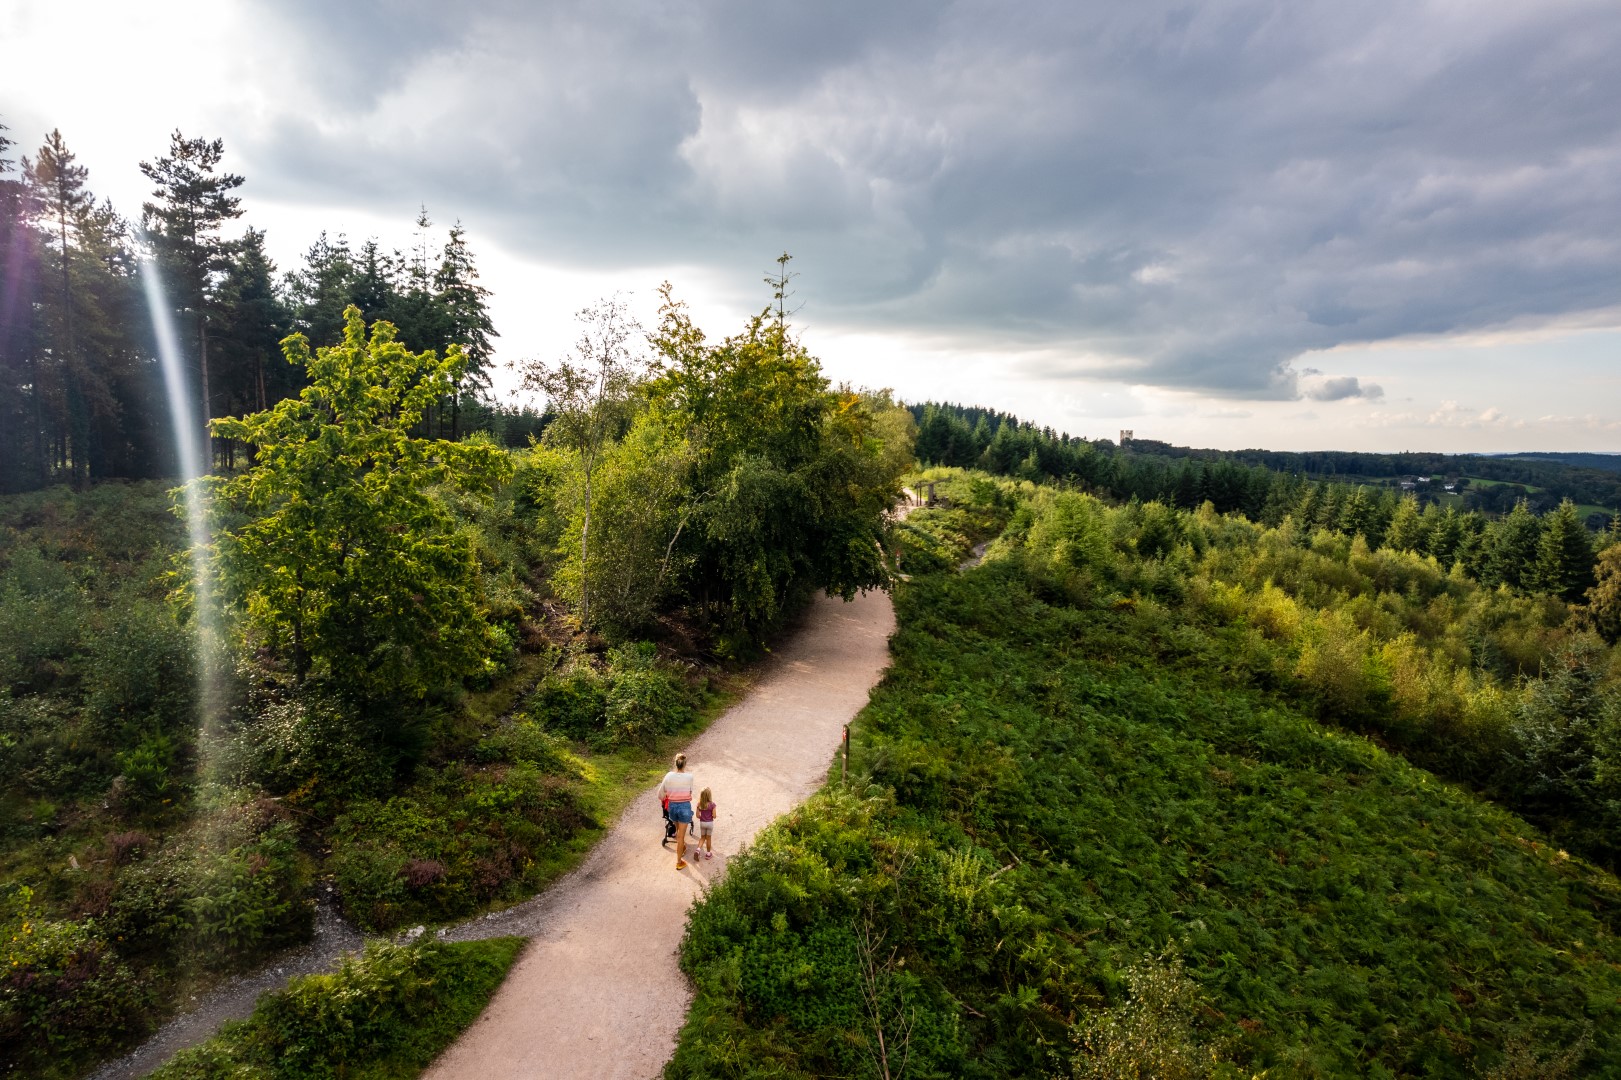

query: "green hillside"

left=669, top=473, right=1621, bottom=1078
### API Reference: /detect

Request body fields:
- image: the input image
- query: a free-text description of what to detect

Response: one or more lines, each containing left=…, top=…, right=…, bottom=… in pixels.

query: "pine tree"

left=1315, top=484, right=1344, bottom=531
left=1483, top=500, right=1542, bottom=590
left=433, top=222, right=496, bottom=439
left=0, top=117, right=41, bottom=490
left=1172, top=460, right=1198, bottom=509
left=1293, top=483, right=1322, bottom=531
left=383, top=207, right=444, bottom=364
left=1427, top=506, right=1463, bottom=569
left=349, top=238, right=401, bottom=327
left=286, top=232, right=356, bottom=348
left=26, top=132, right=95, bottom=485
left=23, top=132, right=140, bottom=486
left=1535, top=499, right=1597, bottom=602
left=1339, top=486, right=1373, bottom=538
left=139, top=131, right=244, bottom=459
left=1385, top=494, right=1425, bottom=553
left=217, top=228, right=293, bottom=420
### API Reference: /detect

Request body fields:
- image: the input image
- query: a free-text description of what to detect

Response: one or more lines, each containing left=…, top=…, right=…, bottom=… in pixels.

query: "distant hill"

left=1489, top=451, right=1621, bottom=474
left=909, top=401, right=1621, bottom=518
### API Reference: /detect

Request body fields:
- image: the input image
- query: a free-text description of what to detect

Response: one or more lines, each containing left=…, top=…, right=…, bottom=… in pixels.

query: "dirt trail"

left=88, top=589, right=893, bottom=1080
left=424, top=587, right=896, bottom=1080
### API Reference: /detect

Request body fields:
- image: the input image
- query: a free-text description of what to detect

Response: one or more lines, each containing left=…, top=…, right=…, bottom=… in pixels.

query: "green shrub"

left=1068, top=952, right=1240, bottom=1080
left=117, top=731, right=181, bottom=806
left=329, top=762, right=588, bottom=930
left=0, top=547, right=87, bottom=694
left=149, top=937, right=525, bottom=1080
left=527, top=643, right=701, bottom=749
left=528, top=661, right=608, bottom=741
left=85, top=594, right=195, bottom=741
left=0, top=885, right=152, bottom=1077
left=603, top=642, right=698, bottom=746
left=106, top=802, right=312, bottom=966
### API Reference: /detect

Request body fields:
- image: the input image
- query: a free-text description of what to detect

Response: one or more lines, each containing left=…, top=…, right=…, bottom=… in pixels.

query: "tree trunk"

left=198, top=314, right=212, bottom=470
left=30, top=352, right=46, bottom=486
left=58, top=203, right=82, bottom=488
left=580, top=460, right=593, bottom=627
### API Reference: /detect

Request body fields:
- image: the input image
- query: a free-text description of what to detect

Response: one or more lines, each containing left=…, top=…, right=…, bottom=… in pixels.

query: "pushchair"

left=661, top=795, right=677, bottom=847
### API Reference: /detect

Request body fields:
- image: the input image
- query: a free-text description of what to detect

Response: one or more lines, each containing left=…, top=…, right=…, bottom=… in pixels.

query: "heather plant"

left=328, top=760, right=587, bottom=930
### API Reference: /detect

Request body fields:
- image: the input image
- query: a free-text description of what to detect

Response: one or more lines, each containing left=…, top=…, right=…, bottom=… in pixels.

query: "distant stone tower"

left=1119, top=429, right=1134, bottom=447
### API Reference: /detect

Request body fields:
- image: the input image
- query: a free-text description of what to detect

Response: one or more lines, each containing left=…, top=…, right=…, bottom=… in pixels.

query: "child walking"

left=696, top=788, right=717, bottom=860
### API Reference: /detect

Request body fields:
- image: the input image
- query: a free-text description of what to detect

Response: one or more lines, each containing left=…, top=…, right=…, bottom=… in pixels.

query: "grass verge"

left=148, top=937, right=525, bottom=1079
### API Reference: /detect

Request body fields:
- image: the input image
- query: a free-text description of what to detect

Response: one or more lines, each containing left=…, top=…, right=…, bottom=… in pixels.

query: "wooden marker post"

left=842, top=724, right=850, bottom=782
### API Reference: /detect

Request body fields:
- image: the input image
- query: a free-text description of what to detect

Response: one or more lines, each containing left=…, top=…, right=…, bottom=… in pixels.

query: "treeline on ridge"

left=913, top=401, right=1621, bottom=522
left=915, top=401, right=1619, bottom=604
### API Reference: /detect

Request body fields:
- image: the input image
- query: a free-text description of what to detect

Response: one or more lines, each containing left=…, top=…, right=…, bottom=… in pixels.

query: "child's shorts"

left=699, top=822, right=714, bottom=836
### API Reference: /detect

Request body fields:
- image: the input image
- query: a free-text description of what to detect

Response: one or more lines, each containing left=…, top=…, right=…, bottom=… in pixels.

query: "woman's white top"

left=658, top=770, right=695, bottom=804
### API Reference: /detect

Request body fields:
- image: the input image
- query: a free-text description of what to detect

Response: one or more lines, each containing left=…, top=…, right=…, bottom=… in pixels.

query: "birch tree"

left=517, top=296, right=652, bottom=627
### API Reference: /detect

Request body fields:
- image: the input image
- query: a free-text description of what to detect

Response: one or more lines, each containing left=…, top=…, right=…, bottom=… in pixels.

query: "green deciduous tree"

left=209, top=306, right=510, bottom=710
left=646, top=283, right=900, bottom=649
left=555, top=416, right=694, bottom=635
left=516, top=296, right=653, bottom=628
left=1585, top=542, right=1621, bottom=645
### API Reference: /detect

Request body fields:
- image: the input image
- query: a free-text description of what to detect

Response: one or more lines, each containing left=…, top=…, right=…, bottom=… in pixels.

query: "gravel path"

left=91, top=588, right=895, bottom=1079
left=424, top=587, right=896, bottom=1080
left=88, top=896, right=363, bottom=1080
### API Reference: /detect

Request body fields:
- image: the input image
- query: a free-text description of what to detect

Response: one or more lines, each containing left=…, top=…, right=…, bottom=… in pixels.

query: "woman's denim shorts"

left=668, top=800, right=694, bottom=825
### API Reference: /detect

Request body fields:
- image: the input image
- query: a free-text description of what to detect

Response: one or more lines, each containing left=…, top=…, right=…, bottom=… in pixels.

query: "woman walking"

left=657, top=753, right=697, bottom=869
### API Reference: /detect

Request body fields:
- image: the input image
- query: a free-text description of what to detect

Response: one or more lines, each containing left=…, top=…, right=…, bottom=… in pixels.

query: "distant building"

left=1119, top=429, right=1134, bottom=446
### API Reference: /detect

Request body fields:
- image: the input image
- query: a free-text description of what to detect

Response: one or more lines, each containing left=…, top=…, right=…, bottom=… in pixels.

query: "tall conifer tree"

left=27, top=131, right=93, bottom=484
left=434, top=222, right=496, bottom=439
left=139, top=131, right=244, bottom=458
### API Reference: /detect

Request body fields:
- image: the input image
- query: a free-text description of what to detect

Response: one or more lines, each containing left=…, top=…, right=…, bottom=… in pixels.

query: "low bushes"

left=0, top=795, right=313, bottom=1077
left=149, top=937, right=525, bottom=1080
left=329, top=760, right=588, bottom=932
left=105, top=799, right=313, bottom=967
left=528, top=642, right=703, bottom=748
left=0, top=886, right=152, bottom=1077
left=669, top=562, right=1621, bottom=1077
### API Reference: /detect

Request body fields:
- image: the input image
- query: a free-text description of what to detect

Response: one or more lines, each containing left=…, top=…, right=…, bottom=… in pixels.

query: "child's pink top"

left=698, top=802, right=716, bottom=823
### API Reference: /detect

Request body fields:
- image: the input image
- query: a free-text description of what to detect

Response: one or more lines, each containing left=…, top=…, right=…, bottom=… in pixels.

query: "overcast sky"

left=4, top=0, right=1619, bottom=451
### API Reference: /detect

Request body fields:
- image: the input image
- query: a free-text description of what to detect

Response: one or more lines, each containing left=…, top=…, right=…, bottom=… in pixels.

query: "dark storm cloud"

left=239, top=0, right=1621, bottom=398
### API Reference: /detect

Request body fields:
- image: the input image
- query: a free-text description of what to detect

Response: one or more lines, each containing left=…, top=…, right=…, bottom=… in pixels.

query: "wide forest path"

left=424, top=587, right=896, bottom=1080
